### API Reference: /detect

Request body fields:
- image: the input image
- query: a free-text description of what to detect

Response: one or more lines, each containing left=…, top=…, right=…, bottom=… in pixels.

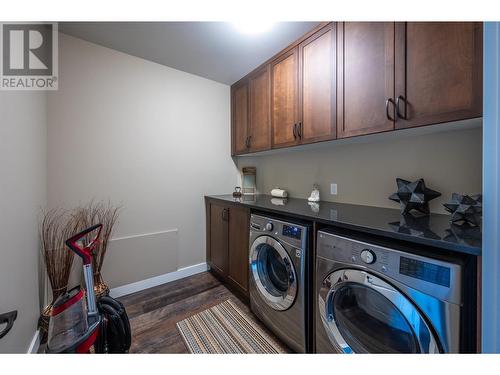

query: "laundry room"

left=1, top=1, right=499, bottom=373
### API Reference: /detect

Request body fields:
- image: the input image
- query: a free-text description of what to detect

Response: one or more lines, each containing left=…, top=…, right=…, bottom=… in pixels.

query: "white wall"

left=238, top=125, right=482, bottom=214
left=47, top=34, right=238, bottom=288
left=0, top=91, right=47, bottom=353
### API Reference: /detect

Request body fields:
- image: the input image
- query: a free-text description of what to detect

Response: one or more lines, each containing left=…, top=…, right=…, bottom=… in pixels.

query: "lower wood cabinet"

left=227, top=205, right=250, bottom=293
left=208, top=202, right=228, bottom=276
left=206, top=199, right=249, bottom=298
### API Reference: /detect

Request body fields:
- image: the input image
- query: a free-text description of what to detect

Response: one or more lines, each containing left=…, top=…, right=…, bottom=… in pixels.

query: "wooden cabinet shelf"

left=231, top=22, right=482, bottom=156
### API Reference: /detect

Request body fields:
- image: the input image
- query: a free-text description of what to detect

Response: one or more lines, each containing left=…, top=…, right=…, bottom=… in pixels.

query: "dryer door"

left=318, top=269, right=441, bottom=353
left=250, top=235, right=297, bottom=311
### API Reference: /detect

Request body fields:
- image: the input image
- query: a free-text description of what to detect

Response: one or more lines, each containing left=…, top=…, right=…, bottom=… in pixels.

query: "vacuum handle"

left=65, top=224, right=103, bottom=265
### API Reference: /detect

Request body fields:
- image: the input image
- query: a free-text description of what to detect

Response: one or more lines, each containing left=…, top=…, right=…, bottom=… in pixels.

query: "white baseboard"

left=109, top=262, right=208, bottom=298
left=27, top=329, right=40, bottom=354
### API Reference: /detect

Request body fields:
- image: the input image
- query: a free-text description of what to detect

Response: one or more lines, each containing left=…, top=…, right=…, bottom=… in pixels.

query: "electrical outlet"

left=330, top=183, right=338, bottom=195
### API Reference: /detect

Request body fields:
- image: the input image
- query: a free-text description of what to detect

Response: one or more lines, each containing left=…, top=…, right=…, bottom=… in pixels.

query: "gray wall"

left=0, top=92, right=47, bottom=352
left=482, top=21, right=500, bottom=353
left=237, top=125, right=482, bottom=214
left=47, top=34, right=238, bottom=289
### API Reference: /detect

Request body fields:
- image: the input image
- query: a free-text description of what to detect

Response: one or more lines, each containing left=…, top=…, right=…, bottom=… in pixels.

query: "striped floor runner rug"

left=176, top=300, right=287, bottom=354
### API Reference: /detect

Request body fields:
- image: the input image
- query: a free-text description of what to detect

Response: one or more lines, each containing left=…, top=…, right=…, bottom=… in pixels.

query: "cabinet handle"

left=396, top=95, right=408, bottom=120
left=293, top=123, right=297, bottom=139
left=298, top=122, right=303, bottom=139
left=385, top=98, right=396, bottom=121
left=221, top=208, right=229, bottom=221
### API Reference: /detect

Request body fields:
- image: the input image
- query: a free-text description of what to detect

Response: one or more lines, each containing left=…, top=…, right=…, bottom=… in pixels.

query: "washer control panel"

left=282, top=224, right=302, bottom=240
left=250, top=214, right=308, bottom=250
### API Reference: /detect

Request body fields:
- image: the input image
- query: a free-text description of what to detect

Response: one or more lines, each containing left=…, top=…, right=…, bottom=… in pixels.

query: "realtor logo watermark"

left=0, top=22, right=58, bottom=90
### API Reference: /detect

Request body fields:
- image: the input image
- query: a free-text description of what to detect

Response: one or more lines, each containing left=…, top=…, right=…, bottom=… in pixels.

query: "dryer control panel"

left=399, top=256, right=451, bottom=288
left=316, top=230, right=462, bottom=305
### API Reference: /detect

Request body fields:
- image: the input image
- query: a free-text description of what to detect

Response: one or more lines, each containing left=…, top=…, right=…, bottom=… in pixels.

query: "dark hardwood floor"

left=118, top=271, right=282, bottom=353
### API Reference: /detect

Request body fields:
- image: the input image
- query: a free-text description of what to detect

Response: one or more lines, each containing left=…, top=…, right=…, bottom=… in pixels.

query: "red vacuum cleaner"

left=47, top=224, right=102, bottom=353
left=47, top=224, right=131, bottom=353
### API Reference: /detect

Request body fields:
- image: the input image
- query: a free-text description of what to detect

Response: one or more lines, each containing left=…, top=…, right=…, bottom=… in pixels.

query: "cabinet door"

left=248, top=66, right=271, bottom=152
left=395, top=22, right=482, bottom=129
left=231, top=80, right=249, bottom=155
left=337, top=22, right=395, bottom=138
left=272, top=48, right=299, bottom=148
left=228, top=206, right=249, bottom=295
left=299, top=23, right=336, bottom=144
left=209, top=203, right=228, bottom=276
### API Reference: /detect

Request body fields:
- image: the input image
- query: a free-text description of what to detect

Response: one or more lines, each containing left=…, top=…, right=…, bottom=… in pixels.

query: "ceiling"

left=59, top=22, right=319, bottom=85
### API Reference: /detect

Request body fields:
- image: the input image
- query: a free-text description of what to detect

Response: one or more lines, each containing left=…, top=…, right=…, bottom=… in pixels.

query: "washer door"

left=318, top=269, right=440, bottom=353
left=250, top=235, right=297, bottom=311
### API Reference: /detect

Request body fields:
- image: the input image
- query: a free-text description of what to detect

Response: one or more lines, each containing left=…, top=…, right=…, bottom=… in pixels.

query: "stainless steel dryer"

left=316, top=230, right=464, bottom=354
left=249, top=214, right=310, bottom=353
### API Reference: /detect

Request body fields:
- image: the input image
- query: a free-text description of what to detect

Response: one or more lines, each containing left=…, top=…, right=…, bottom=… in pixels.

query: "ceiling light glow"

left=232, top=21, right=275, bottom=35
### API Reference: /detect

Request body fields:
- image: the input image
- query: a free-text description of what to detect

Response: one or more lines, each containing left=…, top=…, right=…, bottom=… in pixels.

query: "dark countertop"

left=206, top=194, right=481, bottom=256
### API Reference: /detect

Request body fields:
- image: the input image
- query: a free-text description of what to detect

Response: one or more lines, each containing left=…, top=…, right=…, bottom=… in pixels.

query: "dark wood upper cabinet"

left=337, top=22, right=395, bottom=138
left=231, top=80, right=249, bottom=155
left=298, top=23, right=336, bottom=144
left=230, top=22, right=482, bottom=154
left=395, top=22, right=483, bottom=129
left=208, top=202, right=228, bottom=276
left=227, top=205, right=249, bottom=294
left=272, top=48, right=299, bottom=148
left=248, top=66, right=271, bottom=152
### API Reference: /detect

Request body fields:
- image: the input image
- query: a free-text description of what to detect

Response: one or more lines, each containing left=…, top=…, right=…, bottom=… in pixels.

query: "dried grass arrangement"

left=74, top=201, right=121, bottom=298
left=39, top=201, right=120, bottom=333
left=39, top=208, right=83, bottom=333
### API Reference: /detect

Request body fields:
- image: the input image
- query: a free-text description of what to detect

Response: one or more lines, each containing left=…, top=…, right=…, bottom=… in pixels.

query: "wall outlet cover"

left=330, top=183, right=337, bottom=195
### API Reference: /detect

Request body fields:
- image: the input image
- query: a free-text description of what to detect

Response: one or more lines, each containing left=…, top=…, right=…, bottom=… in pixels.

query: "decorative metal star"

left=443, top=193, right=482, bottom=226
left=389, top=178, right=441, bottom=215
